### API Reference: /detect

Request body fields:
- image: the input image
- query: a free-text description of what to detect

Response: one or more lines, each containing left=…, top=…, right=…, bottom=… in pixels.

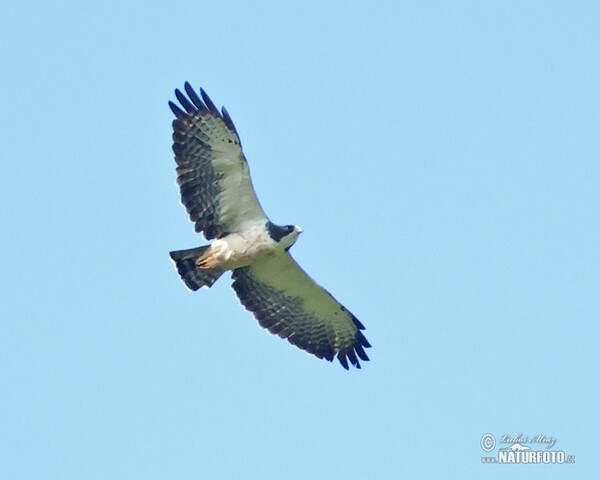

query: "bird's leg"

left=196, top=256, right=214, bottom=269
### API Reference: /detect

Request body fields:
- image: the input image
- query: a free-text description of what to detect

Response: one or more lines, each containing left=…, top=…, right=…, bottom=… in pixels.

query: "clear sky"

left=1, top=1, right=598, bottom=478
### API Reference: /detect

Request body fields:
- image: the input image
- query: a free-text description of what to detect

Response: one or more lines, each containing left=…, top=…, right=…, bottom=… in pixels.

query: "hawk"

left=168, top=83, right=371, bottom=369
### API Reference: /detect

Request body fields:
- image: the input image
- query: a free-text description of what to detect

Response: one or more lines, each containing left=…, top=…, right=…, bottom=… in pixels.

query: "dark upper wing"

left=231, top=254, right=371, bottom=369
left=169, top=82, right=268, bottom=240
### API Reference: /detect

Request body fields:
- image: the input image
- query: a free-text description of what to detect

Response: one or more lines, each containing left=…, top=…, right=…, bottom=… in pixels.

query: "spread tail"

left=169, top=246, right=224, bottom=291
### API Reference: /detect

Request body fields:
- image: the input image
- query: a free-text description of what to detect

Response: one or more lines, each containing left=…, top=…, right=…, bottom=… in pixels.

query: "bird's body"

left=194, top=223, right=301, bottom=271
left=168, top=83, right=371, bottom=369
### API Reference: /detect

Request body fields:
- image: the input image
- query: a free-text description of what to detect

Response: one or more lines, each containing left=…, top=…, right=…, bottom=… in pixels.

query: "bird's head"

left=267, top=222, right=302, bottom=251
left=281, top=225, right=302, bottom=251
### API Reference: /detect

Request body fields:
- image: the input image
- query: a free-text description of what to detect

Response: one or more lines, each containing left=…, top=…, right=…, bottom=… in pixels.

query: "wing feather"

left=175, top=89, right=196, bottom=113
left=200, top=88, right=220, bottom=114
left=184, top=82, right=205, bottom=109
left=231, top=254, right=371, bottom=369
left=170, top=83, right=267, bottom=239
left=169, top=101, right=185, bottom=118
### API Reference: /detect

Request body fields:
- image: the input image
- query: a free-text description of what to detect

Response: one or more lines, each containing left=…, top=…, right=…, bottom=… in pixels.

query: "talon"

left=196, top=255, right=213, bottom=267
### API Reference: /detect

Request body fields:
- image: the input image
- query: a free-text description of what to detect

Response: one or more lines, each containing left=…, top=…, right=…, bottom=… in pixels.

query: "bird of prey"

left=168, top=82, right=371, bottom=369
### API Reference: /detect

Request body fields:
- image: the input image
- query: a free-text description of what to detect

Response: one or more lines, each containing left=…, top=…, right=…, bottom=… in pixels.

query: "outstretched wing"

left=169, top=83, right=267, bottom=240
left=231, top=254, right=371, bottom=369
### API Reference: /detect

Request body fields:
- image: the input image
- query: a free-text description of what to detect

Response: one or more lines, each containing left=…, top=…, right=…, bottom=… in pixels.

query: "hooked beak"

left=294, top=225, right=303, bottom=234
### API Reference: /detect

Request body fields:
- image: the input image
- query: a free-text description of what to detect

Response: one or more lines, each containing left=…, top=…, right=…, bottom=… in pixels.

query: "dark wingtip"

left=200, top=88, right=219, bottom=114
left=221, top=107, right=238, bottom=133
left=171, top=84, right=239, bottom=137
left=169, top=101, right=185, bottom=117
left=184, top=82, right=206, bottom=110
left=175, top=88, right=196, bottom=113
left=337, top=352, right=350, bottom=370
left=347, top=349, right=358, bottom=367
left=358, top=332, right=372, bottom=348
left=355, top=344, right=370, bottom=362
left=337, top=345, right=371, bottom=370
left=351, top=314, right=366, bottom=330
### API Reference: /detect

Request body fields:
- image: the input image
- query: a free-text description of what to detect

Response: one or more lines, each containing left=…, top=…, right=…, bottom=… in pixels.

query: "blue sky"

left=1, top=1, right=598, bottom=478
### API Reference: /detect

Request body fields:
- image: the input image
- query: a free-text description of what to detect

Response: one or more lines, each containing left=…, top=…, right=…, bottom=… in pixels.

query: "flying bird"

left=168, top=82, right=371, bottom=369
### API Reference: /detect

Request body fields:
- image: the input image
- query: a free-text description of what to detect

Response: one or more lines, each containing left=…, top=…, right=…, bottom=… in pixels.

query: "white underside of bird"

left=195, top=224, right=302, bottom=271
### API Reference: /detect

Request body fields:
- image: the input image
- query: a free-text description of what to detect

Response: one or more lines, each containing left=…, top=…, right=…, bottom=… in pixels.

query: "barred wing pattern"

left=169, top=83, right=267, bottom=239
left=232, top=254, right=371, bottom=369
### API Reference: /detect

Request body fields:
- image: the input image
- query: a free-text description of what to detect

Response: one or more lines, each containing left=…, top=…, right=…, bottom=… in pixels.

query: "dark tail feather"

left=169, top=246, right=224, bottom=291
